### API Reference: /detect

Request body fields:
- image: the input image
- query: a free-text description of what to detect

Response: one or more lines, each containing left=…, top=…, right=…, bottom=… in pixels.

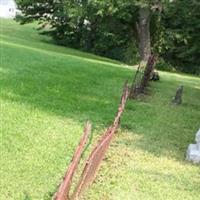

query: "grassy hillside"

left=0, top=19, right=200, bottom=200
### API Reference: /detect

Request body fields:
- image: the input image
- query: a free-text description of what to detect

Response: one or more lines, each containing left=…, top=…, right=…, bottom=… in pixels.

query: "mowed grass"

left=0, top=19, right=200, bottom=200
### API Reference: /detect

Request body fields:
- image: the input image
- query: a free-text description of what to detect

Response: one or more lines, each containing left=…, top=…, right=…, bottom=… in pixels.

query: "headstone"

left=196, top=129, right=200, bottom=150
left=186, top=129, right=200, bottom=164
left=172, top=85, right=183, bottom=105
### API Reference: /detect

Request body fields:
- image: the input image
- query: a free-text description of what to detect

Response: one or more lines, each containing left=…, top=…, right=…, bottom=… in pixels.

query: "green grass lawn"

left=0, top=19, right=200, bottom=200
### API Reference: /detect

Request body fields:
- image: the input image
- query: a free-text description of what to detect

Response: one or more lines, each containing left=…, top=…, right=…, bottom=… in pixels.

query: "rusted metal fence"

left=72, top=82, right=129, bottom=199
left=54, top=122, right=91, bottom=200
left=54, top=82, right=129, bottom=200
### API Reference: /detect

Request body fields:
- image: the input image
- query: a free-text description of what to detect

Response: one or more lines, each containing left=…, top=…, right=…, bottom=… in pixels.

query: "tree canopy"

left=16, top=0, right=200, bottom=74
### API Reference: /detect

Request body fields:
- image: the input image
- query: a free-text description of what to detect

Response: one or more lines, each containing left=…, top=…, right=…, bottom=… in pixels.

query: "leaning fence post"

left=72, top=82, right=129, bottom=199
left=54, top=121, right=91, bottom=200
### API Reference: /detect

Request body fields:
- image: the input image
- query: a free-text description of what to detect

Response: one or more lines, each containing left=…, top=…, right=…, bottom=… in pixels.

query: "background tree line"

left=16, top=0, right=200, bottom=75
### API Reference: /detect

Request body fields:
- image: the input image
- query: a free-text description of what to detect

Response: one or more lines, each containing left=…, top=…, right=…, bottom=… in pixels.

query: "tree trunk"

left=138, top=55, right=155, bottom=94
left=138, top=6, right=151, bottom=62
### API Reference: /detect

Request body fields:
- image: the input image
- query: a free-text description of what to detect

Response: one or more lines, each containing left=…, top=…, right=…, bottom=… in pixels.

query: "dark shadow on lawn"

left=1, top=33, right=121, bottom=68
left=0, top=46, right=132, bottom=130
left=121, top=78, right=200, bottom=161
left=39, top=37, right=121, bottom=65
left=1, top=41, right=200, bottom=160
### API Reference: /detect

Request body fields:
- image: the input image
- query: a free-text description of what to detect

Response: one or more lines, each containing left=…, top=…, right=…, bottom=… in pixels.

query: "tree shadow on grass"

left=0, top=42, right=134, bottom=199
left=1, top=40, right=200, bottom=160
left=1, top=46, right=200, bottom=200
left=0, top=41, right=133, bottom=130
left=121, top=78, right=200, bottom=161
left=2, top=19, right=200, bottom=200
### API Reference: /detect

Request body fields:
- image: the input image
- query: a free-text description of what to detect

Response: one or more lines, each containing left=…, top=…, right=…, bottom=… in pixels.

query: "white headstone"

left=186, top=129, right=200, bottom=164
left=195, top=129, right=200, bottom=142
left=196, top=129, right=200, bottom=150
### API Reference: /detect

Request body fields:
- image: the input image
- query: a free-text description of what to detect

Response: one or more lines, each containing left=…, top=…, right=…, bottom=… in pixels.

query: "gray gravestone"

left=186, top=129, right=200, bottom=164
left=172, top=85, right=183, bottom=105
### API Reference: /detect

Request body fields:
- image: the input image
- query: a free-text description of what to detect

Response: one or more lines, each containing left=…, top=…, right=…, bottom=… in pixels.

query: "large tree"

left=16, top=0, right=200, bottom=74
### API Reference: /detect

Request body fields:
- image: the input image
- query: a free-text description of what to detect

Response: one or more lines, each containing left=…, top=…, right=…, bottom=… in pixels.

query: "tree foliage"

left=161, top=0, right=200, bottom=74
left=16, top=0, right=200, bottom=74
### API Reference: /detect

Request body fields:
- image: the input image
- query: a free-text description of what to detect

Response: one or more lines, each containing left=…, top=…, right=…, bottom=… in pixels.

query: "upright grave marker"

left=172, top=85, right=183, bottom=105
left=186, top=129, right=200, bottom=164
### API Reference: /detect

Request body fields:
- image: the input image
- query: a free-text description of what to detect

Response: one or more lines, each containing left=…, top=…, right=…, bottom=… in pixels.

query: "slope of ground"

left=0, top=19, right=200, bottom=200
left=82, top=72, right=200, bottom=200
